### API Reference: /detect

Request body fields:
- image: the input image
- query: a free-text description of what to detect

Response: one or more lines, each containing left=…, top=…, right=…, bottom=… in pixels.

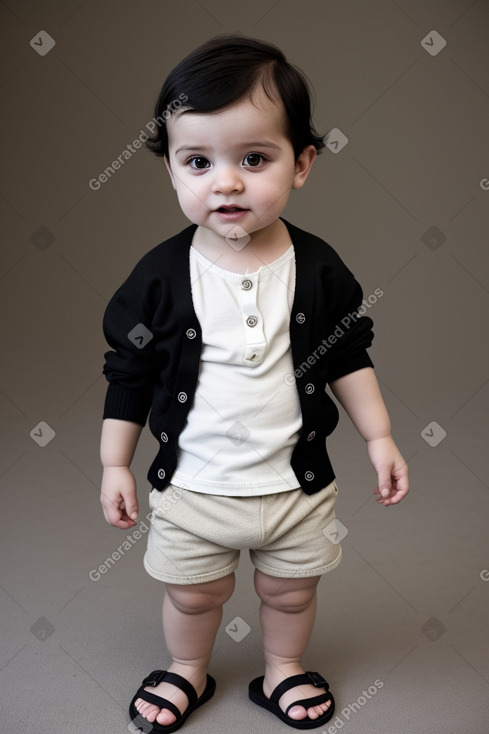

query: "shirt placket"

left=239, top=274, right=266, bottom=366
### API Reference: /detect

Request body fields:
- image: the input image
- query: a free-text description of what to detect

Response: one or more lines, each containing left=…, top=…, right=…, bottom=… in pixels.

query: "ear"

left=164, top=155, right=176, bottom=190
left=292, top=145, right=317, bottom=190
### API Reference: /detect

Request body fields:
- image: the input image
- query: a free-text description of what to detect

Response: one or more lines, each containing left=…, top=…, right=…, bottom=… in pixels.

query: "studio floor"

left=1, top=394, right=488, bottom=734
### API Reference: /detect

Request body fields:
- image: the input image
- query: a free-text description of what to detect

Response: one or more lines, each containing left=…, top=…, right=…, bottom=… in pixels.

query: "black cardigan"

left=102, top=219, right=374, bottom=495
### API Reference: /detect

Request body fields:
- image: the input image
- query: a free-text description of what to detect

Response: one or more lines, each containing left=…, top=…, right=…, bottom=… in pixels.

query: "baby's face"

left=164, top=86, right=314, bottom=244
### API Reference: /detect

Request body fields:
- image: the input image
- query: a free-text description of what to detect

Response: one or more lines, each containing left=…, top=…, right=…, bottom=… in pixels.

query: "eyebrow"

left=175, top=141, right=281, bottom=155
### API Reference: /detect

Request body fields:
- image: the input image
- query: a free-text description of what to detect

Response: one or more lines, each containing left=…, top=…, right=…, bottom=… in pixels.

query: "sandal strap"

left=139, top=669, right=198, bottom=712
left=270, top=671, right=329, bottom=706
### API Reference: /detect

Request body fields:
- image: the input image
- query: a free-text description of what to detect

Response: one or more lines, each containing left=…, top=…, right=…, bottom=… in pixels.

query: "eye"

left=188, top=156, right=210, bottom=170
left=243, top=153, right=264, bottom=167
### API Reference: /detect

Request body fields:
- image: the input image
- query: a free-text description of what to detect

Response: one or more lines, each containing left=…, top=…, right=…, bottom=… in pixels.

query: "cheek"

left=175, top=184, right=206, bottom=216
left=256, top=182, right=290, bottom=209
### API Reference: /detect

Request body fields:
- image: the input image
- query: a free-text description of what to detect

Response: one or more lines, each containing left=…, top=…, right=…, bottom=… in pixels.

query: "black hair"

left=146, top=34, right=325, bottom=161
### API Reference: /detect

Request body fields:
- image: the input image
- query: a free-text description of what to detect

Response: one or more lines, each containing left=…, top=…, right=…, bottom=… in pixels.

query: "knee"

left=254, top=571, right=319, bottom=614
left=167, top=573, right=235, bottom=614
left=263, top=587, right=314, bottom=614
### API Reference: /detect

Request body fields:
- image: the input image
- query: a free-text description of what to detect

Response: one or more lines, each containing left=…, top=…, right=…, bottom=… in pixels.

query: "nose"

left=211, top=165, right=244, bottom=195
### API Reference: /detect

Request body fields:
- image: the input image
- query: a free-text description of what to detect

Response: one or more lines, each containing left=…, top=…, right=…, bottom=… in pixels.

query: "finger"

left=376, top=469, right=393, bottom=498
left=105, top=502, right=136, bottom=528
left=389, top=473, right=410, bottom=502
left=379, top=481, right=409, bottom=506
left=386, top=486, right=409, bottom=505
left=115, top=517, right=138, bottom=528
left=101, top=495, right=122, bottom=526
left=122, top=495, right=139, bottom=522
left=101, top=491, right=134, bottom=527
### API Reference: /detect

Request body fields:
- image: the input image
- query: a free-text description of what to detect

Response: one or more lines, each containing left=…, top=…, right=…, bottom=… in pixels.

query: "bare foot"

left=133, top=664, right=208, bottom=727
left=263, top=663, right=332, bottom=722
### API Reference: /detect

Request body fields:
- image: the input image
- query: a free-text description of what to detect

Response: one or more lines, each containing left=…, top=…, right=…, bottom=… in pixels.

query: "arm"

left=100, top=257, right=160, bottom=527
left=100, top=418, right=143, bottom=528
left=329, top=367, right=409, bottom=506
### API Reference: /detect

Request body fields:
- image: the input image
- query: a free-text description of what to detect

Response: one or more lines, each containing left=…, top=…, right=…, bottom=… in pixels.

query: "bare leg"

left=254, top=569, right=331, bottom=722
left=134, top=573, right=235, bottom=726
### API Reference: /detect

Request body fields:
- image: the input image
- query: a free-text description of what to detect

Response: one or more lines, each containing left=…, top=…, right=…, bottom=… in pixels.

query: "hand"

left=100, top=466, right=139, bottom=528
left=367, top=435, right=409, bottom=507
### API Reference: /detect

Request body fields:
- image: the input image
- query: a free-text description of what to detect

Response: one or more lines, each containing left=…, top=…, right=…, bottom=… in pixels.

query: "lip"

left=213, top=205, right=249, bottom=221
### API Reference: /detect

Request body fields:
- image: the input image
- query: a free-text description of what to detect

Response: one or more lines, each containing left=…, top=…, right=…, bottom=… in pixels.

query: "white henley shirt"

left=171, top=245, right=302, bottom=495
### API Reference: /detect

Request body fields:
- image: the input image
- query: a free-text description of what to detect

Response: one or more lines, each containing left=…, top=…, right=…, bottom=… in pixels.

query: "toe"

left=286, top=704, right=308, bottom=721
left=134, top=698, right=158, bottom=723
left=305, top=705, right=320, bottom=720
left=307, top=703, right=326, bottom=719
left=310, top=700, right=331, bottom=718
left=314, top=701, right=331, bottom=716
left=133, top=697, right=177, bottom=726
left=156, top=708, right=177, bottom=726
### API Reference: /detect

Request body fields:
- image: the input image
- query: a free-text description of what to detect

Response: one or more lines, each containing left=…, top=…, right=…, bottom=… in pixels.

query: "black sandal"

left=129, top=669, right=216, bottom=733
left=249, top=671, right=335, bottom=730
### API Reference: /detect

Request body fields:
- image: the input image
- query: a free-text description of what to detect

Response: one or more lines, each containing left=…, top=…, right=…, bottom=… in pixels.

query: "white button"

left=307, top=431, right=316, bottom=441
left=305, top=471, right=314, bottom=481
left=305, top=383, right=315, bottom=394
left=186, top=328, right=196, bottom=339
left=242, top=279, right=253, bottom=290
left=157, top=468, right=166, bottom=479
left=243, top=347, right=264, bottom=364
left=178, top=392, right=187, bottom=403
left=296, top=312, right=305, bottom=324
left=246, top=315, right=258, bottom=328
left=160, top=432, right=168, bottom=443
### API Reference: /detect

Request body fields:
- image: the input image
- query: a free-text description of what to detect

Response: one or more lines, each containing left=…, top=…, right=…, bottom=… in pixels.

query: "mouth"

left=215, top=205, right=247, bottom=213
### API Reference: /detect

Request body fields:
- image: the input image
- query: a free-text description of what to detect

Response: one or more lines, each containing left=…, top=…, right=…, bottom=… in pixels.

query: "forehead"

left=167, top=87, right=288, bottom=146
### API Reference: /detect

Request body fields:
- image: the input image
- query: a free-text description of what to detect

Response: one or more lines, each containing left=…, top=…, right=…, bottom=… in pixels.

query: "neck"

left=192, top=219, right=291, bottom=273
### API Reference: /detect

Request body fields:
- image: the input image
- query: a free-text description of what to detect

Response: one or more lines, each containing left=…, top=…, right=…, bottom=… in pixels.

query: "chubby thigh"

left=143, top=482, right=342, bottom=585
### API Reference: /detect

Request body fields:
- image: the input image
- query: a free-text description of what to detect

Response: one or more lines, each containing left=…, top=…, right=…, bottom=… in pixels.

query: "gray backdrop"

left=1, top=1, right=488, bottom=733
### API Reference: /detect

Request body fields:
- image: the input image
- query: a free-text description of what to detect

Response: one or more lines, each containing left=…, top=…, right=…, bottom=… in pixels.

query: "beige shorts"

left=143, top=481, right=342, bottom=585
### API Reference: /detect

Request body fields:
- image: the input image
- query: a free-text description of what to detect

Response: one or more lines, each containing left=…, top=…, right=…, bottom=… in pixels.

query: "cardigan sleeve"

left=102, top=261, right=162, bottom=426
left=323, top=255, right=375, bottom=383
